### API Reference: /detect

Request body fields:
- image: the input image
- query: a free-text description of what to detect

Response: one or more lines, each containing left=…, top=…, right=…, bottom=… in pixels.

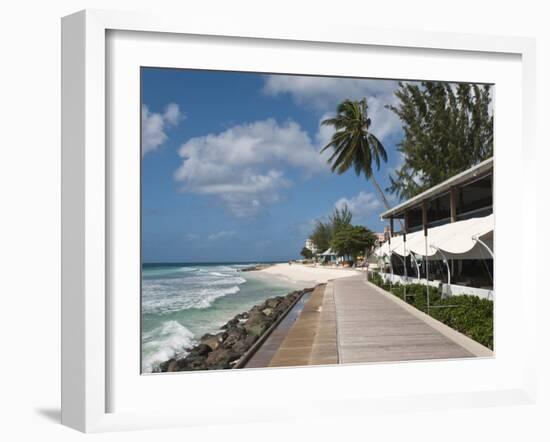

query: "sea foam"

left=142, top=320, right=196, bottom=373
left=142, top=267, right=246, bottom=314
left=141, top=264, right=262, bottom=372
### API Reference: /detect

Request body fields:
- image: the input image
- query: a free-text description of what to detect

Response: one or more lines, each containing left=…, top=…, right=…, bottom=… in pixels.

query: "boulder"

left=232, top=339, right=252, bottom=354
left=221, top=317, right=239, bottom=329
left=265, top=296, right=285, bottom=309
left=235, top=312, right=249, bottom=320
left=166, top=360, right=179, bottom=372
left=176, top=356, right=208, bottom=371
left=266, top=297, right=282, bottom=309
left=201, top=334, right=222, bottom=351
left=262, top=307, right=274, bottom=316
left=206, top=347, right=240, bottom=369
left=186, top=358, right=208, bottom=371
left=244, top=322, right=269, bottom=337
left=277, top=298, right=293, bottom=311
left=243, top=311, right=270, bottom=336
left=223, top=327, right=246, bottom=347
left=192, top=343, right=213, bottom=357
left=244, top=310, right=266, bottom=326
left=157, top=359, right=172, bottom=372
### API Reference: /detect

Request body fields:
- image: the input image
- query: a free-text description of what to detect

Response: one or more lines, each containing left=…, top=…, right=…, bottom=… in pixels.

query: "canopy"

left=373, top=214, right=493, bottom=260
left=321, top=248, right=337, bottom=256
left=374, top=235, right=407, bottom=257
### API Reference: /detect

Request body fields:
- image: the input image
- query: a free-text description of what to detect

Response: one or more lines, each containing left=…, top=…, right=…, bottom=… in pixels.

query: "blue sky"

left=141, top=68, right=408, bottom=263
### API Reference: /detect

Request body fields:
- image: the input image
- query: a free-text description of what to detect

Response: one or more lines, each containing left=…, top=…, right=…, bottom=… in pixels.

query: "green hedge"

left=368, top=272, right=493, bottom=350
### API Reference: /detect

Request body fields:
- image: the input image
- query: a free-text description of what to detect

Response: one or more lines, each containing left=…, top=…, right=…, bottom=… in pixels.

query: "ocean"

left=141, top=262, right=304, bottom=373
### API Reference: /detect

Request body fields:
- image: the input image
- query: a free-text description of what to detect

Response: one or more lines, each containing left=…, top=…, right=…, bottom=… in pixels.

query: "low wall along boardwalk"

left=377, top=272, right=493, bottom=300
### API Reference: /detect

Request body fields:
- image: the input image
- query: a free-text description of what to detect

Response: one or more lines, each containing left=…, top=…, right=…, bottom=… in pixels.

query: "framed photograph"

left=61, top=9, right=537, bottom=432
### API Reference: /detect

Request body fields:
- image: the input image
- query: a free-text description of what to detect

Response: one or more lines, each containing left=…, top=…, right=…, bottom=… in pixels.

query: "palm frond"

left=320, top=97, right=388, bottom=183
left=367, top=133, right=388, bottom=163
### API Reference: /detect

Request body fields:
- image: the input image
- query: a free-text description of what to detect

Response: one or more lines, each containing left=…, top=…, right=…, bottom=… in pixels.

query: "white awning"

left=391, top=230, right=421, bottom=257
left=321, top=248, right=336, bottom=256
left=373, top=214, right=493, bottom=260
left=374, top=241, right=390, bottom=257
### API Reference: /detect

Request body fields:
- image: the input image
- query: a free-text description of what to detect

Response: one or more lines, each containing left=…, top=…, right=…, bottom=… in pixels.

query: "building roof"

left=380, top=157, right=493, bottom=220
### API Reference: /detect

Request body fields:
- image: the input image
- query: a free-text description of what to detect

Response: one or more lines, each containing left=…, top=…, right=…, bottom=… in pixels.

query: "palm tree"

left=321, top=98, right=393, bottom=211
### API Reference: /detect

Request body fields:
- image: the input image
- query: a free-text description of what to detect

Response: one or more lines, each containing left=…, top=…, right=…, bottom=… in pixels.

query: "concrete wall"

left=441, top=283, right=494, bottom=300
left=378, top=272, right=440, bottom=288
left=376, top=272, right=494, bottom=300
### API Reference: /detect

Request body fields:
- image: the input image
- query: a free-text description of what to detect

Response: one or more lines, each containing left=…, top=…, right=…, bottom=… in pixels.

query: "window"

left=457, top=174, right=492, bottom=219
left=427, top=192, right=450, bottom=226
left=406, top=206, right=423, bottom=232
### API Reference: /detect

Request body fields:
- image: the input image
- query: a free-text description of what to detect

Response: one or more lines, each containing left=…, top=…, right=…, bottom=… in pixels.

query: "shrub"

left=368, top=272, right=493, bottom=349
left=429, top=295, right=493, bottom=349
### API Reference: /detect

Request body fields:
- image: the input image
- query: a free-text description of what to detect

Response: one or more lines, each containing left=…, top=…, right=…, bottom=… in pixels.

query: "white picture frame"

left=61, top=9, right=537, bottom=433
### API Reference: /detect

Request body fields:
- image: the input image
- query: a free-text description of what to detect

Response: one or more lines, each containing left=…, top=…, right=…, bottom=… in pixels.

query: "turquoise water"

left=141, top=263, right=304, bottom=372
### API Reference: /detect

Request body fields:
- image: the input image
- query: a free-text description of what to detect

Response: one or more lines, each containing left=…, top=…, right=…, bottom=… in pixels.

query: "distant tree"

left=300, top=247, right=314, bottom=260
left=330, top=225, right=377, bottom=263
left=309, top=205, right=354, bottom=253
left=387, top=81, right=493, bottom=200
left=328, top=204, right=353, bottom=236
left=321, top=99, right=392, bottom=210
left=309, top=220, right=331, bottom=253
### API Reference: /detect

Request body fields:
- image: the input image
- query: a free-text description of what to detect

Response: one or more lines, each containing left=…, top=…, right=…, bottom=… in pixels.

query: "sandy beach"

left=259, top=263, right=360, bottom=284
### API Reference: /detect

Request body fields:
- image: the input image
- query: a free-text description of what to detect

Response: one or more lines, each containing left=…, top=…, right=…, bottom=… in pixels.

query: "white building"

left=305, top=239, right=317, bottom=254
left=375, top=158, right=494, bottom=299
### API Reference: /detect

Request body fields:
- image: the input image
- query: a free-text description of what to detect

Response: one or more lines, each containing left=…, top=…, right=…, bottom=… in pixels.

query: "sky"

left=141, top=68, right=408, bottom=263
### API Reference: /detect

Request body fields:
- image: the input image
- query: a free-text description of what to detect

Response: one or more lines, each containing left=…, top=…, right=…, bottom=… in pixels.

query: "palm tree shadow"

left=35, top=407, right=61, bottom=423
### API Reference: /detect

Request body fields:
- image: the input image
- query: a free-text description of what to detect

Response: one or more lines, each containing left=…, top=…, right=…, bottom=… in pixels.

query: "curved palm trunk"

left=369, top=175, right=405, bottom=230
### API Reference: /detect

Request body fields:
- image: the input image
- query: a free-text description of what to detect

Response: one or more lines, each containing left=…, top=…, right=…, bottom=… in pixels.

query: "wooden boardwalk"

left=268, top=283, right=338, bottom=367
left=333, top=275, right=473, bottom=363
left=248, top=274, right=478, bottom=368
left=245, top=291, right=313, bottom=368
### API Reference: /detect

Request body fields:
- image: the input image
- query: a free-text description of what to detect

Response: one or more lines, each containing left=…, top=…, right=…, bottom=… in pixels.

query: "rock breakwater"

left=157, top=287, right=314, bottom=372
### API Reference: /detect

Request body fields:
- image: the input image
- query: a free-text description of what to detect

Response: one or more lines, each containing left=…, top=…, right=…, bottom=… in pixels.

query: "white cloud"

left=387, top=151, right=405, bottom=177
left=263, top=76, right=395, bottom=108
left=142, top=103, right=184, bottom=156
left=334, top=191, right=382, bottom=223
left=163, top=103, right=181, bottom=125
left=315, top=112, right=336, bottom=152
left=174, top=118, right=327, bottom=217
left=184, top=233, right=199, bottom=241
left=263, top=75, right=402, bottom=140
left=208, top=230, right=235, bottom=241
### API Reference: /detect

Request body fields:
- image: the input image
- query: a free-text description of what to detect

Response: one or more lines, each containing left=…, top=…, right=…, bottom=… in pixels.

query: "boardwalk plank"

left=334, top=275, right=473, bottom=363
left=269, top=283, right=339, bottom=367
left=248, top=273, right=474, bottom=369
